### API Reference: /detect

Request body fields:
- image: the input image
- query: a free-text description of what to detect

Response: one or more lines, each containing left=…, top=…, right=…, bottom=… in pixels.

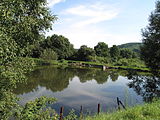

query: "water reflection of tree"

left=109, top=71, right=119, bottom=82
left=13, top=67, right=75, bottom=94
left=75, top=68, right=109, bottom=84
left=75, top=68, right=95, bottom=83
left=38, top=67, right=75, bottom=92
left=127, top=71, right=160, bottom=102
left=14, top=67, right=128, bottom=95
left=93, top=70, right=109, bottom=84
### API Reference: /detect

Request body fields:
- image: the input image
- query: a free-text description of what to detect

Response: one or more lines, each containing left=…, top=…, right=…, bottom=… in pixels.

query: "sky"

left=46, top=0, right=157, bottom=48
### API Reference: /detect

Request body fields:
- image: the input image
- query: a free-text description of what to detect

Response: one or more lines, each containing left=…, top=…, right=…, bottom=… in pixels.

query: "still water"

left=13, top=66, right=159, bottom=115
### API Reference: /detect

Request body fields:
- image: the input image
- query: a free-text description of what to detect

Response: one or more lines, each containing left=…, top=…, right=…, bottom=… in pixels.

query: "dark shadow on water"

left=127, top=71, right=160, bottom=102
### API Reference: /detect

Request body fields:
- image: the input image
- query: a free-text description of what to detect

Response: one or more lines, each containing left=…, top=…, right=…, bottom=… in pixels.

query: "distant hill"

left=118, top=42, right=143, bottom=53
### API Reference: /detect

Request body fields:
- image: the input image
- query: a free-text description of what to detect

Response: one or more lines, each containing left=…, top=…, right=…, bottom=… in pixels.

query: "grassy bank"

left=27, top=58, right=68, bottom=66
left=85, top=100, right=160, bottom=120
left=29, top=58, right=150, bottom=72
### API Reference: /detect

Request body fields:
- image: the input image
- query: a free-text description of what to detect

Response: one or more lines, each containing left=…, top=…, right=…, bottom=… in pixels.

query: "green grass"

left=28, top=58, right=68, bottom=66
left=85, top=100, right=160, bottom=120
left=30, top=58, right=150, bottom=72
left=111, top=65, right=150, bottom=72
left=67, top=60, right=107, bottom=66
left=67, top=60, right=149, bottom=72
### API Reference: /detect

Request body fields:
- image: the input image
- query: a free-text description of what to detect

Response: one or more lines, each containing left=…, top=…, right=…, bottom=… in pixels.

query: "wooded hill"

left=118, top=43, right=142, bottom=53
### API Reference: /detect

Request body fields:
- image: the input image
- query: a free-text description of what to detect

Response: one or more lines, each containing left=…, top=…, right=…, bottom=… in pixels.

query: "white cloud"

left=46, top=2, right=141, bottom=48
left=63, top=3, right=119, bottom=27
left=47, top=0, right=66, bottom=7
left=47, top=26, right=141, bottom=48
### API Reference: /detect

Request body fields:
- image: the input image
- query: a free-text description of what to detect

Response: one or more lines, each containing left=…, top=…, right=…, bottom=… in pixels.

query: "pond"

left=13, top=66, right=160, bottom=115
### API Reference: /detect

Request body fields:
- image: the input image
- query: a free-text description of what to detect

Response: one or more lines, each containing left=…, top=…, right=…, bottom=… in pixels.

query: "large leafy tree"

left=0, top=0, right=57, bottom=119
left=120, top=48, right=137, bottom=59
left=0, top=0, right=57, bottom=55
left=41, top=34, right=74, bottom=59
left=110, top=45, right=120, bottom=60
left=141, top=1, right=160, bottom=72
left=94, top=42, right=110, bottom=57
left=77, top=45, right=95, bottom=61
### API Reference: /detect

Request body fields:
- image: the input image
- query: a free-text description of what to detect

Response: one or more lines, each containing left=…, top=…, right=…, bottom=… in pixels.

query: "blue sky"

left=46, top=0, right=156, bottom=48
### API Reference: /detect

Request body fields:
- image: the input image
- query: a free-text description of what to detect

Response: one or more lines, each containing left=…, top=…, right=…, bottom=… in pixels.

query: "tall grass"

left=85, top=100, right=160, bottom=120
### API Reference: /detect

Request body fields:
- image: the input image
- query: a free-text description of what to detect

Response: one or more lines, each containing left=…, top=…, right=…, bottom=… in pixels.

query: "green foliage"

left=77, top=45, right=96, bottom=61
left=114, top=58, right=145, bottom=68
left=115, top=58, right=129, bottom=66
left=29, top=36, right=45, bottom=58
left=85, top=100, right=160, bottom=120
left=120, top=48, right=137, bottom=59
left=0, top=31, right=18, bottom=65
left=141, top=1, right=160, bottom=70
left=16, top=96, right=57, bottom=120
left=0, top=0, right=57, bottom=52
left=94, top=56, right=111, bottom=64
left=41, top=34, right=74, bottom=59
left=118, top=43, right=142, bottom=53
left=110, top=45, right=120, bottom=61
left=64, top=110, right=78, bottom=120
left=0, top=0, right=157, bottom=119
left=0, top=57, right=35, bottom=119
left=94, top=42, right=109, bottom=57
left=0, top=91, right=20, bottom=120
left=40, top=48, right=58, bottom=60
left=141, top=1, right=160, bottom=72
left=0, top=0, right=57, bottom=119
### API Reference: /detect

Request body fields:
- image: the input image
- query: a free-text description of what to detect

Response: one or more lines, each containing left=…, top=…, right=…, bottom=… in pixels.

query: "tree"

left=141, top=1, right=160, bottom=71
left=41, top=34, right=74, bottom=59
left=77, top=45, right=95, bottom=61
left=94, top=42, right=110, bottom=57
left=40, top=48, right=58, bottom=60
left=0, top=31, right=18, bottom=66
left=0, top=0, right=57, bottom=56
left=120, top=48, right=137, bottom=59
left=0, top=0, right=57, bottom=119
left=110, top=45, right=120, bottom=60
left=29, top=43, right=44, bottom=58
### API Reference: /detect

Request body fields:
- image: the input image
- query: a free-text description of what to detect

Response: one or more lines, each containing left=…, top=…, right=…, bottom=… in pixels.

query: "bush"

left=86, top=100, right=160, bottom=120
left=95, top=56, right=111, bottom=64
left=115, top=59, right=129, bottom=66
left=114, top=58, right=146, bottom=68
left=40, top=49, right=58, bottom=60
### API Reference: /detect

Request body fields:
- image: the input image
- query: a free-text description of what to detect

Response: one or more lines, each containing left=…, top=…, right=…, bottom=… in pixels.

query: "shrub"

left=95, top=56, right=111, bottom=64
left=114, top=58, right=146, bottom=68
left=40, top=49, right=58, bottom=60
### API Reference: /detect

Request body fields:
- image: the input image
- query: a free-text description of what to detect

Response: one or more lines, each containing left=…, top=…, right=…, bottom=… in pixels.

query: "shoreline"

left=31, top=58, right=150, bottom=72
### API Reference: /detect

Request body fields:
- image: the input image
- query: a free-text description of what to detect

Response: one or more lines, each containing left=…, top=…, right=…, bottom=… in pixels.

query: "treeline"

left=29, top=34, right=138, bottom=64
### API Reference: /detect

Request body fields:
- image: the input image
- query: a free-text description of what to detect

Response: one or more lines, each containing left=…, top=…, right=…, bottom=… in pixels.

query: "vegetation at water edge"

left=85, top=100, right=160, bottom=120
